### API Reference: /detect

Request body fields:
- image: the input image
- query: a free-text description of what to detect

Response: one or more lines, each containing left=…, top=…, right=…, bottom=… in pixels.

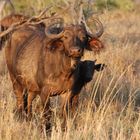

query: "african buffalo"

left=3, top=14, right=104, bottom=130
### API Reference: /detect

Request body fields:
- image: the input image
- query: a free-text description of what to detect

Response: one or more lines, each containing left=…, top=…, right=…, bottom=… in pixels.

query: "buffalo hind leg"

left=5, top=44, right=25, bottom=120
left=10, top=74, right=25, bottom=120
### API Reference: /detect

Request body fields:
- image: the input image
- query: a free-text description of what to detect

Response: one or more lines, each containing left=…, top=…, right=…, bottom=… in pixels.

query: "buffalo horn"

left=86, top=18, right=104, bottom=38
left=45, top=18, right=64, bottom=39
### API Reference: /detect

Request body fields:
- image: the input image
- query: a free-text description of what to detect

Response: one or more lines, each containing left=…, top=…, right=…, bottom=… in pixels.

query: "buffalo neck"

left=44, top=50, right=75, bottom=77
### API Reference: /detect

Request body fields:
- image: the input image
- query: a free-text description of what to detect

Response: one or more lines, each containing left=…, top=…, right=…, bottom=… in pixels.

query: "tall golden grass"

left=0, top=9, right=140, bottom=140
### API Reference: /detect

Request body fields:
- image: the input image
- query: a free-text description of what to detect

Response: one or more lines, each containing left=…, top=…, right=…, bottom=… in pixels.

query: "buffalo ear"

left=46, top=40, right=64, bottom=51
left=95, top=64, right=106, bottom=71
left=87, top=38, right=104, bottom=53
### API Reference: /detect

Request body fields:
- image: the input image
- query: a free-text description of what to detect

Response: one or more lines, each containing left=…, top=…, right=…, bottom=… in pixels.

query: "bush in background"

left=94, top=0, right=135, bottom=11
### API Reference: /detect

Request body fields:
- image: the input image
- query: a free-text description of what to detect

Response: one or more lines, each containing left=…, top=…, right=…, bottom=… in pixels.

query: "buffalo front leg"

left=61, top=93, right=71, bottom=119
left=40, top=89, right=52, bottom=131
left=26, top=91, right=37, bottom=121
left=70, top=95, right=79, bottom=116
left=61, top=93, right=79, bottom=129
left=61, top=93, right=79, bottom=117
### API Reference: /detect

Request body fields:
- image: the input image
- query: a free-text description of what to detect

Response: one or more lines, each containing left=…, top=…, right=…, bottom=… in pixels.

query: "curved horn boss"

left=78, top=3, right=104, bottom=52
left=45, top=17, right=64, bottom=39
left=86, top=18, right=104, bottom=39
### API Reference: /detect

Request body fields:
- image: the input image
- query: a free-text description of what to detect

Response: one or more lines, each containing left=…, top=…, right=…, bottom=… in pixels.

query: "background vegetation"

left=0, top=0, right=140, bottom=139
left=1, top=0, right=137, bottom=16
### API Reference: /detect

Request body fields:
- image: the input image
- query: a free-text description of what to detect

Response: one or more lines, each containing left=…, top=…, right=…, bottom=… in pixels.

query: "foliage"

left=1, top=0, right=136, bottom=17
left=115, top=0, right=135, bottom=11
left=94, top=0, right=135, bottom=11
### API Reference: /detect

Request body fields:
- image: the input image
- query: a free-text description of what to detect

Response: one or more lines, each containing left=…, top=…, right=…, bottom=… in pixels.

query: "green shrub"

left=115, top=0, right=134, bottom=11
left=94, top=0, right=134, bottom=11
left=95, top=0, right=118, bottom=11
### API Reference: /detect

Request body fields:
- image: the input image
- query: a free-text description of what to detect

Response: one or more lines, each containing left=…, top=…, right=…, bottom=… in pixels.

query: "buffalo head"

left=45, top=18, right=104, bottom=59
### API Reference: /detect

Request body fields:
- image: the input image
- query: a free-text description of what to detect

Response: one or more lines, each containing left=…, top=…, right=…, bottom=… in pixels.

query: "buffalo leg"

left=71, top=95, right=79, bottom=115
left=61, top=93, right=79, bottom=129
left=5, top=45, right=25, bottom=119
left=61, top=94, right=79, bottom=117
left=27, top=91, right=37, bottom=120
left=60, top=94, right=68, bottom=130
left=14, top=83, right=24, bottom=115
left=61, top=93, right=71, bottom=119
left=9, top=73, right=25, bottom=119
left=40, top=90, right=51, bottom=131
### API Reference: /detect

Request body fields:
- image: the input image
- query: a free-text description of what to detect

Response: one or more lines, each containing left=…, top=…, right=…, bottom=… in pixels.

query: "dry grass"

left=0, top=10, right=140, bottom=140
